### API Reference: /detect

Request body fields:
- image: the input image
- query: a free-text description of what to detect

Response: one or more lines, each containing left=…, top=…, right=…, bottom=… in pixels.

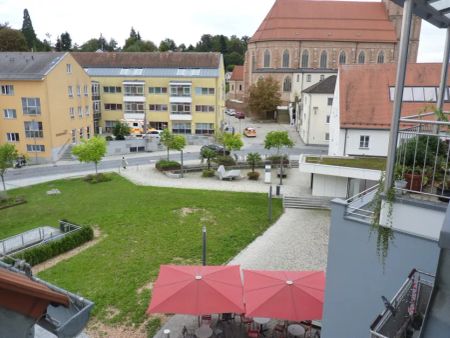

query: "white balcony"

left=169, top=96, right=192, bottom=103
left=123, top=96, right=145, bottom=102
left=169, top=114, right=192, bottom=121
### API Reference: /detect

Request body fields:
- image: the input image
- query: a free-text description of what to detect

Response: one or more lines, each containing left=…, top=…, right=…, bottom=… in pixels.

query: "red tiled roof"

left=230, top=65, right=244, bottom=81
left=0, top=268, right=70, bottom=319
left=250, top=0, right=397, bottom=43
left=339, top=63, right=450, bottom=129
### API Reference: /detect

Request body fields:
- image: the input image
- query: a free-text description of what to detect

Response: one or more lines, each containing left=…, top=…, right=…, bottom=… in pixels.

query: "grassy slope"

left=306, top=156, right=387, bottom=171
left=1, top=175, right=282, bottom=325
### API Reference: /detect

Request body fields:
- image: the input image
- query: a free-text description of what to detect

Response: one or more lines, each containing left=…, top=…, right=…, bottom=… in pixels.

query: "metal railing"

left=344, top=184, right=379, bottom=221
left=370, top=269, right=435, bottom=338
left=394, top=114, right=450, bottom=200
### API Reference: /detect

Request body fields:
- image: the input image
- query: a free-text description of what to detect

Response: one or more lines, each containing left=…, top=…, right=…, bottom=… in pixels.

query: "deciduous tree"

left=0, top=28, right=28, bottom=51
left=0, top=144, right=18, bottom=195
left=160, top=129, right=174, bottom=160
left=72, top=137, right=107, bottom=174
left=112, top=122, right=131, bottom=140
left=200, top=147, right=217, bottom=170
left=264, top=131, right=294, bottom=155
left=247, top=77, right=281, bottom=119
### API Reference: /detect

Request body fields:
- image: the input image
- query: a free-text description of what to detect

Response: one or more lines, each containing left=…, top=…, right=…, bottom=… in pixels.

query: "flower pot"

left=394, top=179, right=408, bottom=189
left=436, top=186, right=450, bottom=202
left=404, top=173, right=423, bottom=191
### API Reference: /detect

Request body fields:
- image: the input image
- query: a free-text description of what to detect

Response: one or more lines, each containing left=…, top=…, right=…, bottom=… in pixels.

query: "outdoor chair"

left=239, top=314, right=253, bottom=328
left=273, top=322, right=286, bottom=337
left=247, top=328, right=260, bottom=338
left=201, top=314, right=212, bottom=326
left=216, top=165, right=241, bottom=181
left=182, top=325, right=196, bottom=338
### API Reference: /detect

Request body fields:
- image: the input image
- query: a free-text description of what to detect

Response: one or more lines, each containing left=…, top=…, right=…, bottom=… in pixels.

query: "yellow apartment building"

left=0, top=52, right=93, bottom=163
left=72, top=52, right=225, bottom=137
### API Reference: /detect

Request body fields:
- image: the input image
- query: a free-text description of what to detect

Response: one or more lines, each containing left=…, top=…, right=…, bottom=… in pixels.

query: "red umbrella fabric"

left=243, top=270, right=325, bottom=321
left=147, top=265, right=245, bottom=315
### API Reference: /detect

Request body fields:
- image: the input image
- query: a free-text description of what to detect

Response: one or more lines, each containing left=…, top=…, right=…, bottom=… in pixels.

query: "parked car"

left=146, top=129, right=162, bottom=138
left=226, top=109, right=236, bottom=116
left=235, top=111, right=245, bottom=119
left=244, top=127, right=256, bottom=137
left=200, top=144, right=230, bottom=156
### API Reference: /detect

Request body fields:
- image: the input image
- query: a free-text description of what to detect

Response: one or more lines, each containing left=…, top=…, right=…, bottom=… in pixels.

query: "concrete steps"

left=59, top=145, right=74, bottom=161
left=283, top=195, right=331, bottom=210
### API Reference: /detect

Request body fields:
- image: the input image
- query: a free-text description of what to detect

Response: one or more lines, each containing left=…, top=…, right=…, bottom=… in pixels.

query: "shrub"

left=202, top=169, right=215, bottom=177
left=155, top=160, right=181, bottom=172
left=105, top=135, right=113, bottom=141
left=213, top=155, right=236, bottom=166
left=247, top=171, right=260, bottom=180
left=13, top=225, right=94, bottom=266
left=267, top=155, right=289, bottom=165
left=83, top=173, right=112, bottom=184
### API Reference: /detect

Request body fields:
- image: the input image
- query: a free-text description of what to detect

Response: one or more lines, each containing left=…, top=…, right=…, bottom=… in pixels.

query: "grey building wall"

left=0, top=307, right=35, bottom=338
left=321, top=200, right=441, bottom=338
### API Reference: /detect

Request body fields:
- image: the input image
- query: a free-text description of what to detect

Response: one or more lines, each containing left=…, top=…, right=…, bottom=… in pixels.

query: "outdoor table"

left=288, top=324, right=305, bottom=337
left=195, top=325, right=213, bottom=338
left=254, top=317, right=271, bottom=336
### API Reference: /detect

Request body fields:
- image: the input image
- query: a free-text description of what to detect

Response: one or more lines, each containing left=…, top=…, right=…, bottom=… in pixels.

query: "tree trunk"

left=95, top=162, right=98, bottom=175
left=167, top=148, right=170, bottom=161
left=1, top=174, right=6, bottom=192
left=207, top=158, right=211, bottom=170
left=181, top=150, right=184, bottom=178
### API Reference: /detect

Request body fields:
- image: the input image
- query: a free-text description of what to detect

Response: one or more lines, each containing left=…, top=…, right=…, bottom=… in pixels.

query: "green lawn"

left=306, top=156, right=387, bottom=171
left=1, top=175, right=282, bottom=326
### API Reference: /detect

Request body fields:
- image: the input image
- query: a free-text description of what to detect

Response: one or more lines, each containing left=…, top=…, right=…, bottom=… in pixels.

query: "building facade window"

left=71, top=129, right=76, bottom=143
left=103, top=86, right=121, bottom=93
left=282, top=50, right=290, bottom=68
left=171, top=104, right=191, bottom=114
left=149, top=87, right=167, bottom=94
left=301, top=50, right=309, bottom=68
left=358, top=51, right=366, bottom=64
left=66, top=64, right=72, bottom=73
left=79, top=128, right=84, bottom=139
left=339, top=51, right=346, bottom=65
left=377, top=51, right=385, bottom=64
left=104, top=121, right=117, bottom=133
left=306, top=74, right=311, bottom=82
left=171, top=85, right=191, bottom=97
left=68, top=86, right=73, bottom=97
left=1, top=85, right=14, bottom=95
left=172, top=122, right=191, bottom=134
left=195, top=105, right=215, bottom=112
left=326, top=115, right=330, bottom=123
left=24, top=121, right=43, bottom=138
left=149, top=104, right=168, bottom=111
left=21, top=98, right=41, bottom=115
left=150, top=122, right=168, bottom=130
left=104, top=103, right=123, bottom=110
left=77, top=85, right=81, bottom=96
left=195, top=87, right=215, bottom=95
left=78, top=106, right=82, bottom=117
left=27, top=144, right=45, bottom=152
left=263, top=49, right=271, bottom=68
left=3, top=109, right=16, bottom=119
left=320, top=75, right=325, bottom=81
left=86, top=126, right=91, bottom=139
left=6, top=132, right=19, bottom=142
left=327, top=97, right=333, bottom=106
left=85, top=105, right=90, bottom=116
left=124, top=102, right=145, bottom=114
left=239, top=84, right=242, bottom=91
left=325, top=132, right=330, bottom=141
left=320, top=51, right=328, bottom=68
left=124, top=84, right=144, bottom=96
left=69, top=107, right=74, bottom=118
left=283, top=77, right=292, bottom=92
left=359, top=135, right=370, bottom=149
left=297, top=74, right=300, bottom=82
left=195, top=123, right=214, bottom=135
left=84, top=85, right=88, bottom=96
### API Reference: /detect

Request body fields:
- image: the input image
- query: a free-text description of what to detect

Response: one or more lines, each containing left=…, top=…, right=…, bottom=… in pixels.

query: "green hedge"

left=13, top=225, right=94, bottom=266
left=83, top=173, right=112, bottom=184
left=155, top=160, right=181, bottom=171
left=202, top=169, right=216, bottom=177
left=267, top=155, right=289, bottom=165
left=213, top=155, right=236, bottom=166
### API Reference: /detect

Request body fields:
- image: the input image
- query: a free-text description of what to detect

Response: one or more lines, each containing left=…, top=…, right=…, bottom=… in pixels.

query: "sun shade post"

left=437, top=27, right=450, bottom=112
left=202, top=225, right=207, bottom=266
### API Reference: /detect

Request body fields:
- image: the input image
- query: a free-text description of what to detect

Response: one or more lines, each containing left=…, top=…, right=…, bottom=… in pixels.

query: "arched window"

left=358, top=51, right=365, bottom=64
left=339, top=51, right=346, bottom=65
left=282, top=50, right=290, bottom=68
left=320, top=50, right=328, bottom=68
left=301, top=50, right=309, bottom=68
left=377, top=51, right=385, bottom=64
left=263, top=49, right=270, bottom=68
left=283, top=77, right=292, bottom=92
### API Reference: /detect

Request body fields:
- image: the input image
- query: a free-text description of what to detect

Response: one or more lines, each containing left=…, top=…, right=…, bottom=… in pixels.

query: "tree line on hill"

left=0, top=9, right=249, bottom=71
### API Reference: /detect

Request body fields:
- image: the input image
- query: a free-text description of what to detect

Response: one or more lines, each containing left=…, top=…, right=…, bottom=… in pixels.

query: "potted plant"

left=436, top=179, right=450, bottom=202
left=246, top=152, right=261, bottom=180
left=394, top=164, right=407, bottom=189
left=404, top=166, right=423, bottom=192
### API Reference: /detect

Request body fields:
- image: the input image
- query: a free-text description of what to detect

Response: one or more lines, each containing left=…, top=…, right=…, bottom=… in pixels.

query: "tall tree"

left=160, top=129, right=174, bottom=160
left=72, top=137, right=107, bottom=175
left=0, top=28, right=28, bottom=51
left=247, top=77, right=281, bottom=120
left=0, top=144, right=18, bottom=195
left=124, top=27, right=141, bottom=50
left=21, top=9, right=37, bottom=50
left=60, top=32, right=72, bottom=51
left=159, top=38, right=177, bottom=52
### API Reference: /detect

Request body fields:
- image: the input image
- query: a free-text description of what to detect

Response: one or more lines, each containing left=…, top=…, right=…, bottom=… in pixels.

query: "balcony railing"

left=345, top=184, right=379, bottom=222
left=370, top=269, right=434, bottom=338
left=395, top=113, right=450, bottom=201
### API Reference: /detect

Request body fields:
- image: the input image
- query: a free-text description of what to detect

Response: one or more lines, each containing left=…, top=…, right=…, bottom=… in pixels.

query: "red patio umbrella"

left=243, top=270, right=325, bottom=321
left=147, top=265, right=245, bottom=315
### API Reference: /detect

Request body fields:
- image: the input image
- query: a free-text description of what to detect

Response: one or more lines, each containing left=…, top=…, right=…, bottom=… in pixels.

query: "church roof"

left=250, top=0, right=397, bottom=43
left=230, top=65, right=244, bottom=81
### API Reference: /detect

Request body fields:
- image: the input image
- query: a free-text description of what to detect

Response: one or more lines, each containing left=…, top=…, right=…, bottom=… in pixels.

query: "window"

left=69, top=107, right=74, bottom=118
left=263, top=49, right=271, bottom=68
left=326, top=115, right=330, bottom=123
left=171, top=104, right=191, bottom=114
left=129, top=146, right=146, bottom=153
left=320, top=75, right=325, bottom=81
left=22, top=98, right=41, bottom=115
left=283, top=77, right=292, bottom=92
left=172, top=122, right=191, bottom=134
left=195, top=105, right=215, bottom=112
left=149, top=87, right=168, bottom=94
left=4, top=109, right=16, bottom=119
left=282, top=50, right=290, bottom=68
left=92, top=83, right=100, bottom=96
left=6, top=133, right=19, bottom=142
left=1, top=85, right=14, bottom=95
left=377, top=51, right=385, bottom=64
left=104, top=103, right=123, bottom=110
left=71, top=129, right=76, bottom=143
left=149, top=104, right=168, bottom=111
left=320, top=51, right=328, bottom=68
left=360, top=135, right=370, bottom=149
left=103, top=86, right=121, bottom=93
left=84, top=85, right=88, bottom=96
left=195, top=87, right=215, bottom=95
left=77, top=85, right=81, bottom=96
left=85, top=105, right=90, bottom=116
left=239, top=84, right=242, bottom=91
left=231, top=85, right=234, bottom=91
left=27, top=144, right=45, bottom=152
left=325, top=132, right=330, bottom=141
left=306, top=74, right=311, bottom=82
left=171, top=85, right=191, bottom=97
left=86, top=126, right=91, bottom=139
left=124, top=102, right=145, bottom=114
left=24, top=121, right=43, bottom=138
left=150, top=122, right=168, bottom=130
left=105, top=120, right=117, bottom=133
left=424, top=87, right=437, bottom=101
left=195, top=123, right=214, bottom=135
left=93, top=101, right=100, bottom=113
left=68, top=86, right=73, bottom=97
left=78, top=106, right=82, bottom=117
left=124, top=84, right=144, bottom=96
left=358, top=51, right=365, bottom=64
left=301, top=50, right=309, bottom=68
left=327, top=97, right=333, bottom=106
left=339, top=51, right=346, bottom=65
left=313, top=107, right=318, bottom=115
left=389, top=86, right=448, bottom=102
left=66, top=64, right=72, bottom=73
left=297, top=74, right=300, bottom=82
left=79, top=128, right=84, bottom=139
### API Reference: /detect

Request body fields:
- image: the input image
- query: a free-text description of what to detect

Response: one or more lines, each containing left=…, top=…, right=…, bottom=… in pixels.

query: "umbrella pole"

left=202, top=225, right=207, bottom=266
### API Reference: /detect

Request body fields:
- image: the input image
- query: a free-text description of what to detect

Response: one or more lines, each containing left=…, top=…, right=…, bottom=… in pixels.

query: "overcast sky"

left=0, top=0, right=446, bottom=62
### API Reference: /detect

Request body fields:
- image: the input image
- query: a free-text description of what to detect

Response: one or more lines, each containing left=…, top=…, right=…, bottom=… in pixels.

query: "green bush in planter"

left=83, top=173, right=112, bottom=184
left=247, top=171, right=260, bottom=180
left=267, top=155, right=289, bottom=165
left=202, top=169, right=215, bottom=177
left=155, top=160, right=181, bottom=171
left=399, top=135, right=448, bottom=168
left=213, top=155, right=236, bottom=166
